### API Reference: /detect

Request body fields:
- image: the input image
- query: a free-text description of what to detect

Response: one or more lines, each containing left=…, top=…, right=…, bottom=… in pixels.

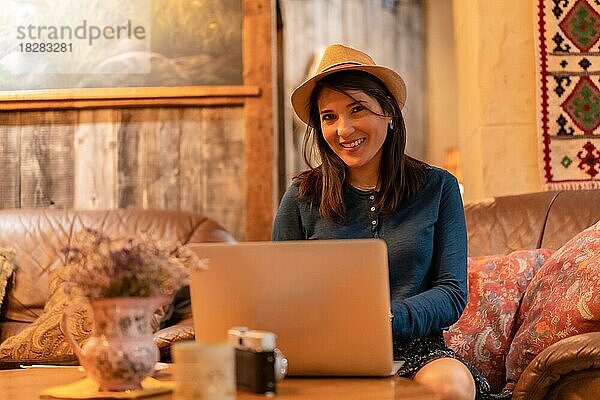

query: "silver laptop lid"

left=187, top=239, right=393, bottom=376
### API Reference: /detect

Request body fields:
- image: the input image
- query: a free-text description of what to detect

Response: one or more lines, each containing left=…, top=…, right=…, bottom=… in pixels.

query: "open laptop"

left=187, top=239, right=401, bottom=377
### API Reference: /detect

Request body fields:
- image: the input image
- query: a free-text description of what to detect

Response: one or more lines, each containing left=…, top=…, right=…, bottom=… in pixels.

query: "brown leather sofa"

left=0, top=208, right=235, bottom=368
left=464, top=189, right=600, bottom=400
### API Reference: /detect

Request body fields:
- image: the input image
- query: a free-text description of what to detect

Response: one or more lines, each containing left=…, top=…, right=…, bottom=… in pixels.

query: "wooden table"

left=0, top=366, right=438, bottom=399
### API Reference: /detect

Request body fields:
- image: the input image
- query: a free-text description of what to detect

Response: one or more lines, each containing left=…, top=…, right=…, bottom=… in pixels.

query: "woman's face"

left=317, top=87, right=389, bottom=180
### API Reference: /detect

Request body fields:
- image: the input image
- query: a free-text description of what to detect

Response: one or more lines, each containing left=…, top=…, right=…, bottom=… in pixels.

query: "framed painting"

left=0, top=0, right=258, bottom=109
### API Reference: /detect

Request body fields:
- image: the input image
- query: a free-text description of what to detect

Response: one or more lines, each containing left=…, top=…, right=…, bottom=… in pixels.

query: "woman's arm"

left=272, top=185, right=306, bottom=241
left=392, top=174, right=468, bottom=339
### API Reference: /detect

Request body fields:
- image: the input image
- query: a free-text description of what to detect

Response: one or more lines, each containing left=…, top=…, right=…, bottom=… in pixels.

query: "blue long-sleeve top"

left=272, top=166, right=467, bottom=340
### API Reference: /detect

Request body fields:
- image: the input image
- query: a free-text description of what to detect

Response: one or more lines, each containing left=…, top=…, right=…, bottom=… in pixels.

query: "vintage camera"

left=228, top=327, right=288, bottom=395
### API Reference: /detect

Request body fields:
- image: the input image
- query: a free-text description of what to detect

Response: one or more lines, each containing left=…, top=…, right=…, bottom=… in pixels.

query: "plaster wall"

left=452, top=0, right=542, bottom=202
left=425, top=0, right=458, bottom=169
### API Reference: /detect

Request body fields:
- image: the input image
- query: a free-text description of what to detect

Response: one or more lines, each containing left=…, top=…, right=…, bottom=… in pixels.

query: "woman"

left=272, top=44, right=490, bottom=400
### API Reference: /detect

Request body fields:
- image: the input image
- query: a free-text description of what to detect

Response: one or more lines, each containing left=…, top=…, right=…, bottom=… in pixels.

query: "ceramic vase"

left=64, top=296, right=163, bottom=391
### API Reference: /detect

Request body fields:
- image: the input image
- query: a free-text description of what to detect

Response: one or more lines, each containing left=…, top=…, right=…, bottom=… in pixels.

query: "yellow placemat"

left=40, top=377, right=174, bottom=399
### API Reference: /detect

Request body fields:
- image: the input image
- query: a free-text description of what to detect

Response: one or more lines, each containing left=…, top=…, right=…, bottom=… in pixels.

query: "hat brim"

left=290, top=64, right=407, bottom=126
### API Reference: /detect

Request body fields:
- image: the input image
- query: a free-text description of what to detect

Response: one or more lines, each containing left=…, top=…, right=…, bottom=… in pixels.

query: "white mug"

left=172, top=341, right=236, bottom=400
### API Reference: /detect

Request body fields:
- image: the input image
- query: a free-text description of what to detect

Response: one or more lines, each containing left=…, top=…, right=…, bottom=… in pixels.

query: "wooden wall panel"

left=200, top=107, right=246, bottom=240
left=0, top=114, right=20, bottom=208
left=74, top=109, right=118, bottom=209
left=20, top=111, right=75, bottom=208
left=179, top=108, right=208, bottom=214
left=143, top=109, right=182, bottom=210
left=0, top=105, right=248, bottom=240
left=117, top=110, right=143, bottom=209
left=179, top=107, right=247, bottom=239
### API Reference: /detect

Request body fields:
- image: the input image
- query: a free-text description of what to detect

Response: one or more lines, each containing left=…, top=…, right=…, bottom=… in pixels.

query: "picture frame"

left=0, top=0, right=255, bottom=109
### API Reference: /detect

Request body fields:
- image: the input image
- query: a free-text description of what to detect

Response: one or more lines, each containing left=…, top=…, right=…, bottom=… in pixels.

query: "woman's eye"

left=351, top=105, right=364, bottom=113
left=321, top=113, right=335, bottom=121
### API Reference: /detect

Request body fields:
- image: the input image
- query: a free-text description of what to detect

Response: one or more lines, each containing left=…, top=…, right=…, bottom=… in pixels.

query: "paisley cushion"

left=0, top=248, right=15, bottom=313
left=504, top=219, right=600, bottom=390
left=444, top=249, right=554, bottom=392
left=0, top=266, right=89, bottom=367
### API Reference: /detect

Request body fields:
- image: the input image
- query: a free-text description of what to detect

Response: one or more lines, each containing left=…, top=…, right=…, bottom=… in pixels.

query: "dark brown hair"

left=293, top=70, right=427, bottom=222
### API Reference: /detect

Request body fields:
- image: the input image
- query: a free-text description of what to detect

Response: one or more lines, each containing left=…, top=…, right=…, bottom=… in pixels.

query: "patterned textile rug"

left=534, top=0, right=600, bottom=190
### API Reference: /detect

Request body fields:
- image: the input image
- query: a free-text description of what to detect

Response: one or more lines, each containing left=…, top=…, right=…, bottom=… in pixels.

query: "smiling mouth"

left=340, top=138, right=365, bottom=148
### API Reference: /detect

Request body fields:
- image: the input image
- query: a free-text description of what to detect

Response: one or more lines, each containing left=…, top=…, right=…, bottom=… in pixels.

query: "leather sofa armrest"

left=153, top=318, right=194, bottom=362
left=513, top=332, right=600, bottom=400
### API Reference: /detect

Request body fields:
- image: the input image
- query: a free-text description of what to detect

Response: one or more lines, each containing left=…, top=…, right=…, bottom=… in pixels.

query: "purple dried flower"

left=62, top=229, right=195, bottom=298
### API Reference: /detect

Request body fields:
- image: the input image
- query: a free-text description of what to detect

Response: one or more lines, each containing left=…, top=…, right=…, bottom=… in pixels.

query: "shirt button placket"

left=369, top=194, right=379, bottom=238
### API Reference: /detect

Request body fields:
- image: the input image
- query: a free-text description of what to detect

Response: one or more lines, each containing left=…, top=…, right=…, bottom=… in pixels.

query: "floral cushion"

left=0, top=248, right=15, bottom=312
left=504, top=219, right=600, bottom=390
left=444, top=249, right=554, bottom=392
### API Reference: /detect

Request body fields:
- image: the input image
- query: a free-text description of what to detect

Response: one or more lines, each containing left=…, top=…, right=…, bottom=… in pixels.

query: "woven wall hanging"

left=535, top=0, right=600, bottom=189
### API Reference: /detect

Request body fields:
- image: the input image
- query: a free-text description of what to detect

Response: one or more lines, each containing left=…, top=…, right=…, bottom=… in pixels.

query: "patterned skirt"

left=394, top=333, right=512, bottom=400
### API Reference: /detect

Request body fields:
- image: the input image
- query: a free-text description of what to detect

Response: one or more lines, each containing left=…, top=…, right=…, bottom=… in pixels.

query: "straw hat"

left=291, top=44, right=407, bottom=126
